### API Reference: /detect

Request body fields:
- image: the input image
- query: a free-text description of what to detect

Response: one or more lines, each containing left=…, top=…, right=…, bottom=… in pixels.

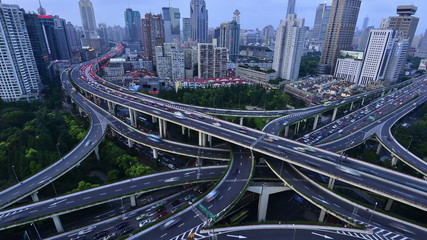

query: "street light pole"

left=368, top=202, right=377, bottom=225
left=11, top=165, right=19, bottom=182
left=31, top=222, right=41, bottom=240
left=407, top=136, right=413, bottom=150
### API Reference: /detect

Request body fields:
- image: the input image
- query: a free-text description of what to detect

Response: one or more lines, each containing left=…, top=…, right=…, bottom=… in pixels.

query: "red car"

left=156, top=211, right=168, bottom=219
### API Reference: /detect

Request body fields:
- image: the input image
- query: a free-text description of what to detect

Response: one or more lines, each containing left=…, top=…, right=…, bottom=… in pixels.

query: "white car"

left=174, top=111, right=186, bottom=119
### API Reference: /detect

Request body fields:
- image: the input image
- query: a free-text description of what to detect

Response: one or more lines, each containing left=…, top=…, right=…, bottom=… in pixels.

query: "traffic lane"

left=267, top=159, right=426, bottom=238
left=215, top=229, right=363, bottom=240
left=134, top=147, right=253, bottom=240
left=254, top=141, right=427, bottom=207
left=0, top=167, right=225, bottom=228
left=0, top=71, right=105, bottom=209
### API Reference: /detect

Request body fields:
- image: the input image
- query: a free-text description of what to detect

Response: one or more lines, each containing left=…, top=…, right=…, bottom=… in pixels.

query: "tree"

left=125, top=165, right=152, bottom=178
left=70, top=181, right=99, bottom=193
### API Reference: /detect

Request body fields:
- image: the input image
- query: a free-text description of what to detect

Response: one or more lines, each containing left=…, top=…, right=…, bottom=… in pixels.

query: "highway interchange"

left=1, top=43, right=427, bottom=239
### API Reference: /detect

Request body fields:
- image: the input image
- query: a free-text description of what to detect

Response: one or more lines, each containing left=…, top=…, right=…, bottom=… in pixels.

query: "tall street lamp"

left=56, top=143, right=61, bottom=158
left=368, top=202, right=378, bottom=225
left=11, top=165, right=19, bottom=183
left=31, top=222, right=42, bottom=240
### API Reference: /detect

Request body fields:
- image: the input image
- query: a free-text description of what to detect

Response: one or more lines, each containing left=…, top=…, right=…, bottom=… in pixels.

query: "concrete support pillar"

left=182, top=126, right=186, bottom=135
left=381, top=91, right=385, bottom=97
left=328, top=177, right=336, bottom=189
left=239, top=117, right=244, bottom=126
left=127, top=138, right=134, bottom=148
left=376, top=144, right=382, bottom=155
left=199, top=132, right=206, bottom=147
left=318, top=209, right=327, bottom=222
left=162, top=119, right=167, bottom=138
left=313, top=115, right=320, bottom=130
left=52, top=215, right=64, bottom=233
left=128, top=109, right=136, bottom=127
left=94, top=145, right=100, bottom=161
left=158, top=119, right=165, bottom=138
left=152, top=148, right=158, bottom=159
left=391, top=156, right=399, bottom=166
left=107, top=101, right=113, bottom=113
left=152, top=116, right=158, bottom=123
left=258, top=191, right=270, bottom=222
left=331, top=107, right=338, bottom=122
left=361, top=98, right=365, bottom=106
left=349, top=102, right=354, bottom=111
left=111, top=129, right=116, bottom=137
left=284, top=126, right=289, bottom=137
left=78, top=107, right=84, bottom=116
left=385, top=199, right=394, bottom=211
left=31, top=192, right=39, bottom=202
left=130, top=195, right=137, bottom=207
left=208, top=135, right=212, bottom=147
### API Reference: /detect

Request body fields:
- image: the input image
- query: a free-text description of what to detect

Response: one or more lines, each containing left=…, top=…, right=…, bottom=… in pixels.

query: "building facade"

left=383, top=5, right=419, bottom=46
left=124, top=8, right=142, bottom=49
left=190, top=0, right=208, bottom=43
left=155, top=43, right=185, bottom=81
left=319, top=0, right=361, bottom=74
left=218, top=17, right=240, bottom=62
left=415, top=29, right=427, bottom=58
left=0, top=3, right=40, bottom=101
left=235, top=66, right=276, bottom=85
left=163, top=7, right=181, bottom=43
left=272, top=14, right=305, bottom=81
left=198, top=44, right=227, bottom=79
left=142, top=13, right=165, bottom=61
left=182, top=18, right=191, bottom=42
left=311, top=3, right=331, bottom=44
left=334, top=51, right=363, bottom=83
left=78, top=0, right=97, bottom=41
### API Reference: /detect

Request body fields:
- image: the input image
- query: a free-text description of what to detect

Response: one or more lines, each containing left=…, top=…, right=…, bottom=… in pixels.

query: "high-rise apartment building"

left=66, top=22, right=82, bottom=51
left=362, top=16, right=369, bottom=30
left=124, top=8, right=142, bottom=47
left=0, top=3, right=40, bottom=101
left=262, top=25, right=275, bottom=44
left=311, top=3, right=331, bottom=43
left=319, top=0, right=361, bottom=74
left=38, top=15, right=72, bottom=61
left=218, top=11, right=241, bottom=62
left=198, top=44, right=227, bottom=79
left=163, top=7, right=181, bottom=43
left=78, top=0, right=97, bottom=39
left=190, top=0, right=208, bottom=43
left=272, top=14, right=305, bottom=81
left=142, top=13, right=165, bottom=61
left=182, top=18, right=191, bottom=42
left=155, top=43, right=185, bottom=81
left=382, top=5, right=419, bottom=46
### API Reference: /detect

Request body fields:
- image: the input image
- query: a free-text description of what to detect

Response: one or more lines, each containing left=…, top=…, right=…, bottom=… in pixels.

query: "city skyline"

left=4, top=0, right=426, bottom=34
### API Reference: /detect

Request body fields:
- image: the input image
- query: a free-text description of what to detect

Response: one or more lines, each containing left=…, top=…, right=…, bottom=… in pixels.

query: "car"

left=85, top=140, right=92, bottom=146
left=115, top=222, right=128, bottom=231
left=213, top=121, right=221, bottom=126
left=139, top=219, right=153, bottom=228
left=205, top=190, right=219, bottom=202
left=171, top=199, right=182, bottom=207
left=155, top=206, right=166, bottom=213
left=293, top=147, right=305, bottom=152
left=164, top=177, right=180, bottom=183
left=337, top=166, right=361, bottom=176
left=387, top=136, right=393, bottom=141
left=120, top=227, right=134, bottom=236
left=136, top=213, right=149, bottom=221
left=104, top=233, right=116, bottom=240
left=162, top=218, right=181, bottom=230
left=156, top=211, right=168, bottom=219
left=184, top=194, right=195, bottom=201
left=304, top=147, right=316, bottom=152
left=174, top=111, right=186, bottom=119
left=93, top=231, right=109, bottom=240
left=171, top=206, right=181, bottom=213
left=147, top=134, right=162, bottom=142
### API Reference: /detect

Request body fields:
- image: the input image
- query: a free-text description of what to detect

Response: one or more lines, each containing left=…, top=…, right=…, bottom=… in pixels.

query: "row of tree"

left=157, top=85, right=305, bottom=110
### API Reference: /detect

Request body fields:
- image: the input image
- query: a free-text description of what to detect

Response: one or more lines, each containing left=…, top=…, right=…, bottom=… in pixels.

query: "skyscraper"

left=218, top=11, right=241, bottom=62
left=79, top=0, right=97, bottom=41
left=262, top=25, right=275, bottom=44
left=311, top=3, right=331, bottom=43
left=66, top=22, right=82, bottom=51
left=362, top=16, right=369, bottom=30
left=163, top=7, right=181, bottom=43
left=190, top=0, right=208, bottom=43
left=182, top=18, right=191, bottom=42
left=273, top=14, right=305, bottom=81
left=38, top=15, right=72, bottom=61
left=319, top=0, right=361, bottom=74
left=23, top=12, right=51, bottom=84
left=286, top=0, right=296, bottom=17
left=415, top=29, right=427, bottom=58
left=383, top=5, right=419, bottom=46
left=124, top=8, right=142, bottom=43
left=142, top=13, right=165, bottom=61
left=0, top=3, right=40, bottom=101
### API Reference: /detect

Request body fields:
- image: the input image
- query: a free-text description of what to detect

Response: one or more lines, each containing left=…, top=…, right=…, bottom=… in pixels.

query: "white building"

left=155, top=43, right=185, bottom=81
left=334, top=51, right=363, bottom=83
left=0, top=3, right=41, bottom=102
left=358, top=30, right=395, bottom=85
left=198, top=43, right=227, bottom=79
left=272, top=14, right=305, bottom=81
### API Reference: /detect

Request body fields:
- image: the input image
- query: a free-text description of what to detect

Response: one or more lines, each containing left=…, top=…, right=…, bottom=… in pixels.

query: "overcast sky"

left=4, top=0, right=426, bottom=35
